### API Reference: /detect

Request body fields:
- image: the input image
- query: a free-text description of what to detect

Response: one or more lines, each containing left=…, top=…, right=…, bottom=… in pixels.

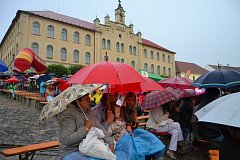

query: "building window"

left=151, top=64, right=154, bottom=73
left=162, top=54, right=165, bottom=62
left=156, top=52, right=160, bottom=61
left=131, top=60, right=135, bottom=68
left=73, top=31, right=79, bottom=43
left=168, top=55, right=171, bottom=63
left=121, top=43, right=124, bottom=53
left=47, top=25, right=54, bottom=38
left=121, top=58, right=124, bottom=63
left=32, top=21, right=40, bottom=35
left=102, top=38, right=106, bottom=49
left=129, top=45, right=132, bottom=54
left=168, top=68, right=171, bottom=76
left=85, top=34, right=91, bottom=46
left=73, top=50, right=79, bottom=62
left=46, top=45, right=53, bottom=59
left=60, top=48, right=67, bottom=61
left=31, top=42, right=39, bottom=55
left=116, top=57, right=120, bottom=62
left=133, top=46, right=136, bottom=55
left=116, top=42, right=120, bottom=52
left=144, top=63, right=148, bottom=71
left=85, top=52, right=90, bottom=64
left=107, top=40, right=111, bottom=50
left=150, top=51, right=154, bottom=59
left=61, top=29, right=67, bottom=41
left=157, top=65, right=160, bottom=75
left=163, top=67, right=166, bottom=76
left=144, top=49, right=147, bottom=58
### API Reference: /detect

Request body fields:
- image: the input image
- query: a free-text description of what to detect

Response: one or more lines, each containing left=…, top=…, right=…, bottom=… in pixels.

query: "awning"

left=138, top=69, right=164, bottom=82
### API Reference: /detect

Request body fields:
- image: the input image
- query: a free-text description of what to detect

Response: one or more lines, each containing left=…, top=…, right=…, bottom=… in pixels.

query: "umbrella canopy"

left=195, top=92, right=240, bottom=128
left=141, top=89, right=177, bottom=110
left=36, top=74, right=52, bottom=85
left=5, top=77, right=20, bottom=83
left=108, top=77, right=164, bottom=93
left=192, top=69, right=240, bottom=88
left=68, top=61, right=146, bottom=85
left=38, top=84, right=102, bottom=122
left=158, top=76, right=194, bottom=89
left=0, top=59, right=8, bottom=72
left=165, top=87, right=185, bottom=99
left=15, top=75, right=26, bottom=81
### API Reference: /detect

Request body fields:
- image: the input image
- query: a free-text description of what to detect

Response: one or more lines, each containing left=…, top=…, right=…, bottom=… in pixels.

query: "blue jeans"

left=62, top=151, right=88, bottom=160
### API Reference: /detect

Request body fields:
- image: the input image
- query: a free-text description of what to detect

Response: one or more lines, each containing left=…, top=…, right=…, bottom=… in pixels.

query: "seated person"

left=45, top=84, right=56, bottom=102
left=57, top=93, right=114, bottom=160
left=121, top=92, right=166, bottom=160
left=107, top=105, right=133, bottom=142
left=146, top=101, right=184, bottom=159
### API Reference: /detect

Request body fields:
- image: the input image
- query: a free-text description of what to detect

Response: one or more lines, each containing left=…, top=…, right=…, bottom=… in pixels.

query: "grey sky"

left=1, top=0, right=240, bottom=68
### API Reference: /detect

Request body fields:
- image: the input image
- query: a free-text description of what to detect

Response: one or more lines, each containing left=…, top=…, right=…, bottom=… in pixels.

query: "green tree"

left=46, top=64, right=69, bottom=76
left=68, top=64, right=85, bottom=75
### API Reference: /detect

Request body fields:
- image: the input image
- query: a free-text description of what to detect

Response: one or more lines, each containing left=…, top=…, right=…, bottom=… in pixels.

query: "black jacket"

left=220, top=131, right=240, bottom=160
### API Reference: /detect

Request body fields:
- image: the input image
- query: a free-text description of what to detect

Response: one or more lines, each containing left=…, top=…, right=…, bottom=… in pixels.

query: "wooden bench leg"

left=19, top=151, right=36, bottom=160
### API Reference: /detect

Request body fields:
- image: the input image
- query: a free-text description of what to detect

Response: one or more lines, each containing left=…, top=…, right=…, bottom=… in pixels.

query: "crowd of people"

left=57, top=86, right=240, bottom=160
left=1, top=73, right=240, bottom=160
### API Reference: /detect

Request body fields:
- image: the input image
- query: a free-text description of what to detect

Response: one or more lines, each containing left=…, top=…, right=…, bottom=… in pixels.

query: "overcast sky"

left=1, top=0, right=240, bottom=68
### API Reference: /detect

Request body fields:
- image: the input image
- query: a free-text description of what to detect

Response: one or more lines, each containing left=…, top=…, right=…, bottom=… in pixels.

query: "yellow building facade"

left=0, top=2, right=175, bottom=77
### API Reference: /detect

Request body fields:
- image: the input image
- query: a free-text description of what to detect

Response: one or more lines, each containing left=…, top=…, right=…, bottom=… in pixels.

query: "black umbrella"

left=192, top=69, right=240, bottom=88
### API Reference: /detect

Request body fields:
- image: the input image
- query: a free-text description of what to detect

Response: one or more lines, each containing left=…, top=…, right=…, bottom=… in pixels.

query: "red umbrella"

left=158, top=76, right=194, bottom=89
left=141, top=89, right=177, bottom=110
left=108, top=77, right=164, bottom=93
left=68, top=61, right=146, bottom=85
left=54, top=78, right=70, bottom=92
left=5, top=77, right=20, bottom=83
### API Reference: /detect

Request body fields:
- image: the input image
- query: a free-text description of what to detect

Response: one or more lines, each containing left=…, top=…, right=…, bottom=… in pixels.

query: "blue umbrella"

left=0, top=60, right=8, bottom=72
left=192, top=69, right=240, bottom=88
left=36, top=74, right=51, bottom=85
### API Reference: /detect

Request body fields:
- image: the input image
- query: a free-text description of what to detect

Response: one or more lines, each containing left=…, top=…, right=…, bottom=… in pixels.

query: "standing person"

left=146, top=101, right=184, bottom=159
left=57, top=93, right=114, bottom=160
left=178, top=97, right=194, bottom=141
left=121, top=92, right=166, bottom=160
left=39, top=80, right=46, bottom=97
left=8, top=82, right=17, bottom=100
left=0, top=79, right=3, bottom=89
left=196, top=88, right=223, bottom=143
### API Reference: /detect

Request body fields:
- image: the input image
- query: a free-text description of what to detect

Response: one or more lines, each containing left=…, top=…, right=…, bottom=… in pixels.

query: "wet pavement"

left=0, top=94, right=59, bottom=160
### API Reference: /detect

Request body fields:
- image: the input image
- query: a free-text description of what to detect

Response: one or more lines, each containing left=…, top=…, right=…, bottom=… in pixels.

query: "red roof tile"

left=175, top=61, right=208, bottom=75
left=27, top=10, right=94, bottom=30
left=142, top=38, right=175, bottom=53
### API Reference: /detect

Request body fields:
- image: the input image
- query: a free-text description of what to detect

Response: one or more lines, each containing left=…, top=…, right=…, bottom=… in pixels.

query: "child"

left=107, top=105, right=133, bottom=142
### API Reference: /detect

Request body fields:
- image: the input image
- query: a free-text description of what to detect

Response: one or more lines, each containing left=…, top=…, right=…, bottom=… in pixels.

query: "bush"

left=68, top=64, right=85, bottom=75
left=46, top=64, right=69, bottom=77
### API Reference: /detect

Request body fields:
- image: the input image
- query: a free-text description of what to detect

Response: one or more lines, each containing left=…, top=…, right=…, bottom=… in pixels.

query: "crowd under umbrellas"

left=1, top=58, right=240, bottom=159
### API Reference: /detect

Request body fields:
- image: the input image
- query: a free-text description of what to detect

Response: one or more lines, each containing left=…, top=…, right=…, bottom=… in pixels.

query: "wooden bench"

left=1, top=141, right=59, bottom=160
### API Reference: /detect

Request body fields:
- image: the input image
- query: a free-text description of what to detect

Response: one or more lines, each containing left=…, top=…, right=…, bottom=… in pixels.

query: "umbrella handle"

left=76, top=101, right=89, bottom=120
